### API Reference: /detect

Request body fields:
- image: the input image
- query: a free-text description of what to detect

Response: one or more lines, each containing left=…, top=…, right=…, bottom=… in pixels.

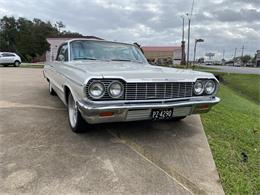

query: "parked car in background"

left=43, top=39, right=220, bottom=133
left=0, top=52, right=21, bottom=67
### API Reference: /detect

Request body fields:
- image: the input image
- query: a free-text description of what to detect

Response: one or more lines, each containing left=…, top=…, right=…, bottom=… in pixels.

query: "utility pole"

left=241, top=45, right=245, bottom=66
left=186, top=17, right=191, bottom=68
left=222, top=49, right=225, bottom=65
left=241, top=45, right=244, bottom=57
left=186, top=0, right=195, bottom=68
left=181, top=16, right=186, bottom=65
left=233, top=48, right=237, bottom=66
left=193, top=38, right=204, bottom=68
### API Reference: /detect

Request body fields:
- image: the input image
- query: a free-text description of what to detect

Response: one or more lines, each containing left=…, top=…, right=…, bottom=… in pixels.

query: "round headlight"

left=88, top=81, right=105, bottom=99
left=194, top=80, right=204, bottom=95
left=205, top=80, right=216, bottom=95
left=108, top=81, right=124, bottom=98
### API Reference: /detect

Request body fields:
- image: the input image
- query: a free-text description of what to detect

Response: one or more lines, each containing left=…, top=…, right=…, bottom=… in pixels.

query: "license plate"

left=151, top=109, right=173, bottom=120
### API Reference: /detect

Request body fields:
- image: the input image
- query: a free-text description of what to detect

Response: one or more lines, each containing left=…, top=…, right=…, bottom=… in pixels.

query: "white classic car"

left=43, top=39, right=220, bottom=133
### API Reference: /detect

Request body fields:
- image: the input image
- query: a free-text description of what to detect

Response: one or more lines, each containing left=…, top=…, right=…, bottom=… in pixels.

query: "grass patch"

left=201, top=84, right=260, bottom=194
left=193, top=65, right=219, bottom=71
left=197, top=71, right=260, bottom=104
left=20, top=63, right=44, bottom=68
left=216, top=73, right=260, bottom=104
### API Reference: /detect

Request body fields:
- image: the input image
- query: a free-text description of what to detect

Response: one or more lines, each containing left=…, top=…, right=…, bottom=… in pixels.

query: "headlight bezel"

left=108, top=81, right=124, bottom=98
left=88, top=81, right=106, bottom=99
left=193, top=79, right=217, bottom=96
left=204, top=80, right=216, bottom=95
left=193, top=80, right=205, bottom=95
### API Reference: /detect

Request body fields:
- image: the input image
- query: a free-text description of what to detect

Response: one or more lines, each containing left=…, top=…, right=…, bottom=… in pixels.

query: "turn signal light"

left=99, top=112, right=114, bottom=117
left=197, top=104, right=209, bottom=110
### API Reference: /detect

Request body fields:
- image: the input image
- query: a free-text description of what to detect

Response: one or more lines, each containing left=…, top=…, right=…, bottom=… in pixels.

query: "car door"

left=51, top=43, right=69, bottom=93
left=2, top=53, right=15, bottom=63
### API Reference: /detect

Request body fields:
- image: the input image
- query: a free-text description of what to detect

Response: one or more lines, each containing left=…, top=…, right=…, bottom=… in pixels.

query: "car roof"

left=62, top=38, right=134, bottom=47
left=0, top=52, right=16, bottom=54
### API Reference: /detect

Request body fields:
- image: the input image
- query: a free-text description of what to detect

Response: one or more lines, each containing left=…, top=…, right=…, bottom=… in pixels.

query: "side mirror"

left=58, top=54, right=65, bottom=61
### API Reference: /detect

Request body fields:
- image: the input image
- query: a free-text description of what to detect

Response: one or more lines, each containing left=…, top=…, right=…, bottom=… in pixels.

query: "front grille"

left=125, top=82, right=193, bottom=100
left=86, top=79, right=193, bottom=101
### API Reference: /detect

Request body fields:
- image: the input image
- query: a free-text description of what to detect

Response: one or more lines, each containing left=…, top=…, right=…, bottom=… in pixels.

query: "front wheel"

left=68, top=93, right=86, bottom=133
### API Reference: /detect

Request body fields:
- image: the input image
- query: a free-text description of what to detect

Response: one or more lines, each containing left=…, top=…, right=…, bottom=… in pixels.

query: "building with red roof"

left=142, top=46, right=182, bottom=65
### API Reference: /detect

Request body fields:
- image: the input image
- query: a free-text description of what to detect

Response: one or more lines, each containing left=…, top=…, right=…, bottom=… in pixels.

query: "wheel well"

left=64, top=86, right=71, bottom=104
left=14, top=60, right=20, bottom=63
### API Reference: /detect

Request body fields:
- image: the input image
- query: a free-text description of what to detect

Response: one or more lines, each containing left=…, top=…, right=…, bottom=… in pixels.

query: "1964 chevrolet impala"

left=43, top=39, right=220, bottom=133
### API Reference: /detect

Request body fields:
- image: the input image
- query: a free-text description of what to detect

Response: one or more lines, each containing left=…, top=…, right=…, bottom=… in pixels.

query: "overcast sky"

left=0, top=0, right=260, bottom=60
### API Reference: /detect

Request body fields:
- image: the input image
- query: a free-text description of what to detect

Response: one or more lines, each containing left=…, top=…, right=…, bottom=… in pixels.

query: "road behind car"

left=198, top=64, right=260, bottom=74
left=0, top=68, right=224, bottom=195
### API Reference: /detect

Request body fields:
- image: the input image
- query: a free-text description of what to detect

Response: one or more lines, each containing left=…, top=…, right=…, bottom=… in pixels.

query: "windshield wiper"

left=111, top=59, right=143, bottom=63
left=73, top=57, right=97, bottom=60
left=111, top=59, right=132, bottom=62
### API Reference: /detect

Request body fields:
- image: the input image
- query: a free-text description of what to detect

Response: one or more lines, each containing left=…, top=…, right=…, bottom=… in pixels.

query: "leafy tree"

left=240, top=55, right=251, bottom=65
left=55, top=21, right=65, bottom=33
left=0, top=16, right=83, bottom=62
left=0, top=16, right=17, bottom=51
left=252, top=55, right=256, bottom=64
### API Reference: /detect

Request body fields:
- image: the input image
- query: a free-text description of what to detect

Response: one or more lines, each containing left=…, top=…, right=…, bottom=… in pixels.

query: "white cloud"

left=0, top=0, right=259, bottom=59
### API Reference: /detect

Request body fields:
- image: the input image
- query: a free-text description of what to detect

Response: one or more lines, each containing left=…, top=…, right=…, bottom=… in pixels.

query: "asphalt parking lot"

left=0, top=68, right=224, bottom=195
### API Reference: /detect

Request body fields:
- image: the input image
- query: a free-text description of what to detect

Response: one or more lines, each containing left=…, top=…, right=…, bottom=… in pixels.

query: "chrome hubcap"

left=68, top=94, right=77, bottom=128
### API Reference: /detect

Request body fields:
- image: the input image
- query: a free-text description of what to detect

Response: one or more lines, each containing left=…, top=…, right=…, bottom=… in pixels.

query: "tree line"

left=0, top=16, right=83, bottom=62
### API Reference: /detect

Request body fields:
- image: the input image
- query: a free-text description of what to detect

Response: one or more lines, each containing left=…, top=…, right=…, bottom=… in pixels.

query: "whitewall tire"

left=68, top=93, right=86, bottom=133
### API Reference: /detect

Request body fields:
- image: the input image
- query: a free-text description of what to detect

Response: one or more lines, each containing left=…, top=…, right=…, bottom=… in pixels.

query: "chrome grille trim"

left=86, top=79, right=193, bottom=101
left=125, top=82, right=193, bottom=100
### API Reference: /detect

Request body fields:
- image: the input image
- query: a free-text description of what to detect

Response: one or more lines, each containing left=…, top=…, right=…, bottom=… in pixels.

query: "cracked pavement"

left=0, top=68, right=224, bottom=195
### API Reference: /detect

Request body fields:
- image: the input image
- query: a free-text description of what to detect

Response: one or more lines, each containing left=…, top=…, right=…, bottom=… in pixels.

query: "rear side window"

left=2, top=53, right=15, bottom=57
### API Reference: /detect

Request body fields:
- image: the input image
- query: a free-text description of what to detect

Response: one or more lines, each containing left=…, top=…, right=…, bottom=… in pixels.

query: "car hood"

left=71, top=61, right=216, bottom=82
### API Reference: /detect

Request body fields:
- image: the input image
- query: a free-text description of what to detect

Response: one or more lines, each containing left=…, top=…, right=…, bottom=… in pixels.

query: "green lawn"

left=201, top=76, right=260, bottom=194
left=20, top=63, right=44, bottom=68
left=214, top=73, right=260, bottom=104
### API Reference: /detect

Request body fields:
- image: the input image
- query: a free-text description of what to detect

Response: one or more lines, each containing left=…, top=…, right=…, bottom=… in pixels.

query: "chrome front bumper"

left=77, top=97, right=220, bottom=124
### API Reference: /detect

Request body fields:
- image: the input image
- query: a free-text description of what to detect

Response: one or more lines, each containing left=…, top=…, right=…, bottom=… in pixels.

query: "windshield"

left=70, top=40, right=146, bottom=63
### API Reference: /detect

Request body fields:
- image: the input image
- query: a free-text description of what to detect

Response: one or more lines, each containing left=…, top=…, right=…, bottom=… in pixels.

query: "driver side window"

left=56, top=44, right=68, bottom=61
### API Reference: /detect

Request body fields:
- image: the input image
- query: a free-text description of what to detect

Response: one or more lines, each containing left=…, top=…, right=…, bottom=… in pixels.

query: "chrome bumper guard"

left=77, top=97, right=220, bottom=124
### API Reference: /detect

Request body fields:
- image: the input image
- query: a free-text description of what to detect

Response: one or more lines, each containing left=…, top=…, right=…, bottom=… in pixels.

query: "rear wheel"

left=68, top=93, right=86, bottom=133
left=14, top=61, right=20, bottom=67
